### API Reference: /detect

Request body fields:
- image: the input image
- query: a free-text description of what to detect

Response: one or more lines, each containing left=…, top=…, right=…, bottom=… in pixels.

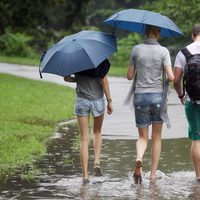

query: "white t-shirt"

left=174, top=41, right=200, bottom=103
left=174, top=41, right=200, bottom=68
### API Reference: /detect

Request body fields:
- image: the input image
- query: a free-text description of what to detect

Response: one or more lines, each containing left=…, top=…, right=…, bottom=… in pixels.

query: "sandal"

left=133, top=160, right=143, bottom=184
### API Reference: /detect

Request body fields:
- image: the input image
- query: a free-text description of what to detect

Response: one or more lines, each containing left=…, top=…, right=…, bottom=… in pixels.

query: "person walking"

left=64, top=60, right=113, bottom=185
left=174, top=23, right=200, bottom=181
left=125, top=25, right=174, bottom=184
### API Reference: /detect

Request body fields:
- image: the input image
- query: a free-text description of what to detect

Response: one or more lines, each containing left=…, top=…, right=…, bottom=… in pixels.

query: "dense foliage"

left=0, top=0, right=199, bottom=61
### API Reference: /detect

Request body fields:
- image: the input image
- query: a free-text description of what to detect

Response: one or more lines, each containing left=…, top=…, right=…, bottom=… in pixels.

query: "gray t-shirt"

left=75, top=74, right=103, bottom=100
left=129, top=39, right=171, bottom=93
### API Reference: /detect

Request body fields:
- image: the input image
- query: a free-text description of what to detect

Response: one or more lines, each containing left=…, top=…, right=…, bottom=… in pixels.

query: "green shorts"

left=185, top=101, right=200, bottom=140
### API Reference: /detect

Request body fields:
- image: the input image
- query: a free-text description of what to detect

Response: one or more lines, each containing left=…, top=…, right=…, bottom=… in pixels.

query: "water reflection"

left=0, top=123, right=199, bottom=199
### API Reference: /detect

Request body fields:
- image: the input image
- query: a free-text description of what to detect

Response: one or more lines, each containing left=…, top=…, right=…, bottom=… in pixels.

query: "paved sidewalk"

left=0, top=62, right=188, bottom=139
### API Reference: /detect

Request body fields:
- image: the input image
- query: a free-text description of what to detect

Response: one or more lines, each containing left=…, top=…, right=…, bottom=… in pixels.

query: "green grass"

left=0, top=74, right=75, bottom=182
left=108, top=65, right=127, bottom=77
left=0, top=55, right=40, bottom=66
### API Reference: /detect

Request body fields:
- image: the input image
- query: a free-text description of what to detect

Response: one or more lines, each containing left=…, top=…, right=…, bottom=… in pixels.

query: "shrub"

left=110, top=33, right=142, bottom=68
left=0, top=28, right=36, bottom=57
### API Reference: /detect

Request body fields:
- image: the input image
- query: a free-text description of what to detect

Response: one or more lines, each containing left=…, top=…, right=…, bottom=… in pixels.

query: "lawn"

left=0, top=55, right=40, bottom=66
left=0, top=74, right=75, bottom=182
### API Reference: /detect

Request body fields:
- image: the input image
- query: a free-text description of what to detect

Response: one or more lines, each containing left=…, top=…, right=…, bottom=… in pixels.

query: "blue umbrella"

left=39, top=30, right=117, bottom=77
left=103, top=9, right=183, bottom=37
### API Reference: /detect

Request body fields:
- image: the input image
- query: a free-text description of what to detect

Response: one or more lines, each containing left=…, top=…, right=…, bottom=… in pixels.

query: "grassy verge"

left=0, top=55, right=40, bottom=66
left=0, top=74, right=75, bottom=182
left=108, top=65, right=127, bottom=77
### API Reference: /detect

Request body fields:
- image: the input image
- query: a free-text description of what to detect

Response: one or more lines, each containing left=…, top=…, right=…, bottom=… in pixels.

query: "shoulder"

left=186, top=42, right=200, bottom=54
left=156, top=45, right=170, bottom=58
left=132, top=44, right=141, bottom=51
left=174, top=50, right=186, bottom=69
left=176, top=50, right=185, bottom=59
left=159, top=45, right=170, bottom=53
left=131, top=44, right=141, bottom=57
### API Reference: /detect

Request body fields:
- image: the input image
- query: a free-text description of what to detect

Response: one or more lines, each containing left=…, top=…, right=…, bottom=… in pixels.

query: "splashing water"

left=0, top=124, right=199, bottom=199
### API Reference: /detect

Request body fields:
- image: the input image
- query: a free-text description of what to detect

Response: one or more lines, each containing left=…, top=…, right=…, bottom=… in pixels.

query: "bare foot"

left=133, top=160, right=143, bottom=184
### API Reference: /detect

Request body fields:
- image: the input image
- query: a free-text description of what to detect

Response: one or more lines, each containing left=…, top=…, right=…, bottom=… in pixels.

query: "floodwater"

left=0, top=123, right=200, bottom=200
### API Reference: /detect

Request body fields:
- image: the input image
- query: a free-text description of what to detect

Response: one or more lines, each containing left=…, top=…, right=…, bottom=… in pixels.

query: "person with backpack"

left=174, top=23, right=200, bottom=181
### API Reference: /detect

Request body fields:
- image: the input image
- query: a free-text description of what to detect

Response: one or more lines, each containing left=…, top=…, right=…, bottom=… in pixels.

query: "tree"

left=142, top=0, right=200, bottom=37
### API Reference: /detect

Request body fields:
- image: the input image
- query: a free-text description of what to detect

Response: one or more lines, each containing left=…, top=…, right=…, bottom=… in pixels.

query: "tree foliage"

left=142, top=0, right=200, bottom=37
left=0, top=0, right=199, bottom=55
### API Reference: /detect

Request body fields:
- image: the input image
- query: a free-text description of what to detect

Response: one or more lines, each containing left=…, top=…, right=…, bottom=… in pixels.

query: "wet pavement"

left=0, top=62, right=188, bottom=139
left=0, top=123, right=197, bottom=200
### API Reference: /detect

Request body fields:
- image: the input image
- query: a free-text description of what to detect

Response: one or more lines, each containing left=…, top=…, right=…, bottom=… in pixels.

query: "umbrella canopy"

left=103, top=9, right=183, bottom=37
left=40, top=30, right=117, bottom=77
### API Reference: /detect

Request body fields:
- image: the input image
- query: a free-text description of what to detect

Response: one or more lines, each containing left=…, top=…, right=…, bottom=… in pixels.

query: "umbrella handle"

left=112, top=26, right=117, bottom=37
left=39, top=68, right=43, bottom=79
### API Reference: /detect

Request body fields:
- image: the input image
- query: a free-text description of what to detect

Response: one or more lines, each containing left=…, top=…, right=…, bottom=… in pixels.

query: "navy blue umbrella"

left=103, top=9, right=183, bottom=37
left=39, top=30, right=117, bottom=77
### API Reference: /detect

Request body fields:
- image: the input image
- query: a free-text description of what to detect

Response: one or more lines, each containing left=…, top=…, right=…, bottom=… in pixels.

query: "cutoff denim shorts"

left=185, top=100, right=200, bottom=140
left=134, top=93, right=163, bottom=128
left=75, top=96, right=105, bottom=117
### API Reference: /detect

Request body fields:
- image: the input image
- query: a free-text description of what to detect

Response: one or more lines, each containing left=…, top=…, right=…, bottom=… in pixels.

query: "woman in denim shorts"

left=64, top=62, right=112, bottom=185
left=126, top=25, right=174, bottom=184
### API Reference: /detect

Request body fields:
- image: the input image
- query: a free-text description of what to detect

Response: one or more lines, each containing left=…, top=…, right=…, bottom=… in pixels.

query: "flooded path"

left=0, top=123, right=199, bottom=200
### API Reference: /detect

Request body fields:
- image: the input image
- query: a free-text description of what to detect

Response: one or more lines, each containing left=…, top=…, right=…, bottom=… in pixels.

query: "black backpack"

left=181, top=47, right=200, bottom=103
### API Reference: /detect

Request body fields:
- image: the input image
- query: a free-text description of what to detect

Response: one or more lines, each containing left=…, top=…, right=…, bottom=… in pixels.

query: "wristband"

left=106, top=97, right=112, bottom=102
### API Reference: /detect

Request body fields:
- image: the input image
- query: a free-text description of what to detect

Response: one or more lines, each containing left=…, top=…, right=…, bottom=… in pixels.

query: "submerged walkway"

left=0, top=62, right=188, bottom=139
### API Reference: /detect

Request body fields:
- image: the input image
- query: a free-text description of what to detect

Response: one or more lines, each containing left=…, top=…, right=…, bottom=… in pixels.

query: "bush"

left=110, top=33, right=142, bottom=68
left=0, top=28, right=36, bottom=57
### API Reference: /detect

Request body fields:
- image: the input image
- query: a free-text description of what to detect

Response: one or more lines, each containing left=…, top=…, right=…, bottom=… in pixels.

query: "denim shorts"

left=134, top=93, right=163, bottom=128
left=185, top=100, right=200, bottom=140
left=75, top=96, right=105, bottom=117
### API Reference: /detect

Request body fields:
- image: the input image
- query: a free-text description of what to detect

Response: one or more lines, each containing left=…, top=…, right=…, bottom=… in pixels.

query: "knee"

left=139, top=134, right=148, bottom=141
left=80, top=134, right=90, bottom=143
left=138, top=137, right=148, bottom=144
left=93, top=131, right=101, bottom=136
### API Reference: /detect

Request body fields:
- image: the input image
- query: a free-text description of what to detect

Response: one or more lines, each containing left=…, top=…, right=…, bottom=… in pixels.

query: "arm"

left=127, top=66, right=136, bottom=80
left=173, top=67, right=185, bottom=105
left=101, top=76, right=113, bottom=115
left=64, top=75, right=76, bottom=83
left=165, top=65, right=174, bottom=81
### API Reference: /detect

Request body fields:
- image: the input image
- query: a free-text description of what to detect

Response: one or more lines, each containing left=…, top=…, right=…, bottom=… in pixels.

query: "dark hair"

left=192, top=23, right=200, bottom=37
left=145, top=25, right=160, bottom=37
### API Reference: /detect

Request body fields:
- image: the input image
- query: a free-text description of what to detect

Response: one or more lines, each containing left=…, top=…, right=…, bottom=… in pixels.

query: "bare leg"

left=150, top=123, right=162, bottom=179
left=136, top=127, right=149, bottom=162
left=77, top=115, right=90, bottom=180
left=93, top=114, right=104, bottom=164
left=191, top=140, right=200, bottom=180
left=133, top=127, right=148, bottom=184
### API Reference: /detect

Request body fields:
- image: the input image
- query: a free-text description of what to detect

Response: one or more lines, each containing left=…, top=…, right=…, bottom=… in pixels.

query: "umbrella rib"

left=78, top=38, right=116, bottom=50
left=76, top=39, right=116, bottom=66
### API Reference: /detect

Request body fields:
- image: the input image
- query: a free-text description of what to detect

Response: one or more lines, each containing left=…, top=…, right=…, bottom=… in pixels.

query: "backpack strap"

left=181, top=47, right=192, bottom=60
left=180, top=47, right=190, bottom=98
